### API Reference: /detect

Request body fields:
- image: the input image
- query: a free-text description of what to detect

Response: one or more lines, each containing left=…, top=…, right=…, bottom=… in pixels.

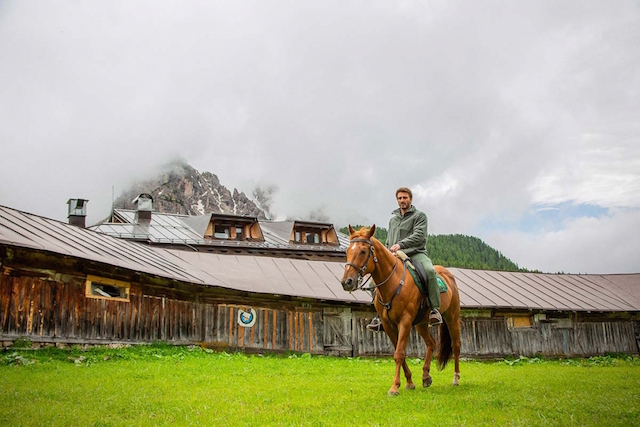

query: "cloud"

left=483, top=208, right=640, bottom=274
left=0, top=0, right=639, bottom=273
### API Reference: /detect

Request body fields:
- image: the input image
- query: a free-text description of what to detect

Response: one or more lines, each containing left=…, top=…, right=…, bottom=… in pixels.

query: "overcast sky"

left=1, top=1, right=639, bottom=274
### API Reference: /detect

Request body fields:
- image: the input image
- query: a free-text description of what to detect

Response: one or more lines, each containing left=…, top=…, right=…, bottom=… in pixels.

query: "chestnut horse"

left=341, top=225, right=461, bottom=395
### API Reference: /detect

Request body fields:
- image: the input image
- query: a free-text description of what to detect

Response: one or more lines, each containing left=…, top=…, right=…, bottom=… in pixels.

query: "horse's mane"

left=352, top=226, right=373, bottom=238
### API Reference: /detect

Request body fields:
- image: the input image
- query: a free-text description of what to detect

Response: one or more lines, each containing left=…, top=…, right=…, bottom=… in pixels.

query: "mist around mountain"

left=114, top=160, right=266, bottom=218
left=114, top=162, right=528, bottom=271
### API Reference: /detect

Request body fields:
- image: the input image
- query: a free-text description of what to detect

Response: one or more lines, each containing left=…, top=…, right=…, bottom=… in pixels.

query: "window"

left=85, top=275, right=130, bottom=302
left=214, top=225, right=230, bottom=239
left=306, top=232, right=320, bottom=244
left=293, top=227, right=324, bottom=244
left=508, top=316, right=532, bottom=329
left=235, top=226, right=244, bottom=240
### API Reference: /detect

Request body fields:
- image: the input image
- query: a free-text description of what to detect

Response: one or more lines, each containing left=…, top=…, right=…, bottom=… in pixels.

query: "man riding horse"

left=367, top=187, right=442, bottom=331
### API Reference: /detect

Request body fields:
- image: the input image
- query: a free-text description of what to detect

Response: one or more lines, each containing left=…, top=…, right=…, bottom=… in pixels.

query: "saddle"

left=396, top=251, right=448, bottom=326
left=396, top=251, right=447, bottom=295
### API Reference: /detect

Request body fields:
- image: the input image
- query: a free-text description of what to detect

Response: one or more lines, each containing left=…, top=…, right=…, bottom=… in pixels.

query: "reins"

left=345, top=237, right=407, bottom=313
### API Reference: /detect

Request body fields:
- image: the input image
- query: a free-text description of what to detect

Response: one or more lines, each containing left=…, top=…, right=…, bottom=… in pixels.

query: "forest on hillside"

left=339, top=225, right=529, bottom=272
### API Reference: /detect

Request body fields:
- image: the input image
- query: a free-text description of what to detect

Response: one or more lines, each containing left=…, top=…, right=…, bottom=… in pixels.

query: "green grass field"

left=1, top=343, right=639, bottom=426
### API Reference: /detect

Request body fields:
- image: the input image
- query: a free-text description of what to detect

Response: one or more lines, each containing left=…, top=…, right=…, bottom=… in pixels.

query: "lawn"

left=1, top=344, right=639, bottom=426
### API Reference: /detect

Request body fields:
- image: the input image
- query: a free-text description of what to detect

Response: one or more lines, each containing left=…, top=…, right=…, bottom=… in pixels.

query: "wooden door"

left=323, top=307, right=353, bottom=356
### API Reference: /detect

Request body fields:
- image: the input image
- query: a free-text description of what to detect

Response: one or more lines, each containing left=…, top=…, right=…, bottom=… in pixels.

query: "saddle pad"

left=436, top=275, right=448, bottom=293
left=407, top=266, right=448, bottom=294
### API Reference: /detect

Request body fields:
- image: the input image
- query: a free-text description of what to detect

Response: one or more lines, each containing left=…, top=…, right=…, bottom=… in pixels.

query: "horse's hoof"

left=406, top=383, right=415, bottom=390
left=388, top=390, right=399, bottom=396
left=423, top=377, right=433, bottom=388
left=452, top=372, right=461, bottom=386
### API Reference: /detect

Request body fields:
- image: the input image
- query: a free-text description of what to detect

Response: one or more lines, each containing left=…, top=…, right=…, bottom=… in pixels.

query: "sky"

left=1, top=1, right=639, bottom=274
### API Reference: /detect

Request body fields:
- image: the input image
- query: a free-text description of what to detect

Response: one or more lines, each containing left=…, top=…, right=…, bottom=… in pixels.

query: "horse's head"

left=341, top=224, right=377, bottom=292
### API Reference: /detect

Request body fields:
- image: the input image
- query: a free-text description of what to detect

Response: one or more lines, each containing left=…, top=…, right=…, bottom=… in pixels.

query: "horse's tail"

left=437, top=321, right=452, bottom=370
left=436, top=268, right=459, bottom=371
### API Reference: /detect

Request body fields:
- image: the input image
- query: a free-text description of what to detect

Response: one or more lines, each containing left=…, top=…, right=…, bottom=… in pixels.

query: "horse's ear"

left=348, top=225, right=355, bottom=235
left=368, top=224, right=376, bottom=239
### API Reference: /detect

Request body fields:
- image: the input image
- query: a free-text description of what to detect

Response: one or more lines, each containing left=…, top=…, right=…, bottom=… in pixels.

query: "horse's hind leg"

left=415, top=324, right=436, bottom=387
left=448, top=314, right=462, bottom=386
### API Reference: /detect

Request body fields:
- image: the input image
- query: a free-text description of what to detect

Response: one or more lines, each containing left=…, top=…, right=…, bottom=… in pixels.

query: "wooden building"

left=1, top=204, right=638, bottom=358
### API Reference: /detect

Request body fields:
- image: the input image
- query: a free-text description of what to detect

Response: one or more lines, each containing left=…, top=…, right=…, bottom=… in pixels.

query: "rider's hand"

left=389, top=244, right=401, bottom=253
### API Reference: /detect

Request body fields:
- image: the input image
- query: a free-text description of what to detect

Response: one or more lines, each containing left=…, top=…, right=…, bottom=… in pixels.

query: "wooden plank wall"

left=352, top=313, right=638, bottom=358
left=0, top=275, right=323, bottom=354
left=1, top=274, right=637, bottom=357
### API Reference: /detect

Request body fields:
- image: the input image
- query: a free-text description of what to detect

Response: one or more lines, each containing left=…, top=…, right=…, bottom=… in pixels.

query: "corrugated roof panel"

left=234, top=255, right=285, bottom=295
left=307, top=262, right=359, bottom=303
left=288, top=260, right=340, bottom=301
left=162, top=250, right=229, bottom=287
left=486, top=271, right=554, bottom=309
left=450, top=269, right=510, bottom=307
left=1, top=208, right=76, bottom=256
left=600, top=274, right=640, bottom=308
left=507, top=273, right=567, bottom=310
left=209, top=256, right=255, bottom=292
left=531, top=274, right=601, bottom=311
left=252, top=256, right=301, bottom=295
left=498, top=273, right=562, bottom=310
left=269, top=258, right=319, bottom=299
left=0, top=216, right=47, bottom=251
left=465, top=270, right=528, bottom=308
left=563, top=275, right=634, bottom=311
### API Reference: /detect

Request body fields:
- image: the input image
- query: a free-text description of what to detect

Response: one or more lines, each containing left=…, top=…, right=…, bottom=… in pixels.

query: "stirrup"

left=366, top=317, right=383, bottom=332
left=429, top=309, right=443, bottom=326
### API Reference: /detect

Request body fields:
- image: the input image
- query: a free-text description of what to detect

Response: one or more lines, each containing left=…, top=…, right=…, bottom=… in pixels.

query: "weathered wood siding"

left=0, top=275, right=323, bottom=354
left=352, top=314, right=637, bottom=358
left=2, top=274, right=637, bottom=357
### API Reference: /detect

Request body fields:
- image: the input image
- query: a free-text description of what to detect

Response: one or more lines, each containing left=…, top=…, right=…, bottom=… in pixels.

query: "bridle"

left=345, top=237, right=407, bottom=311
left=345, top=238, right=378, bottom=288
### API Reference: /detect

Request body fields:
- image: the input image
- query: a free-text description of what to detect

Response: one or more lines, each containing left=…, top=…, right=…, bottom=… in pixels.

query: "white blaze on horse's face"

left=341, top=240, right=368, bottom=292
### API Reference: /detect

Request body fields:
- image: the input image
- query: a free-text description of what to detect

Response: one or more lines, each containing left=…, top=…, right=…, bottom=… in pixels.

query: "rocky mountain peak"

left=113, top=160, right=266, bottom=219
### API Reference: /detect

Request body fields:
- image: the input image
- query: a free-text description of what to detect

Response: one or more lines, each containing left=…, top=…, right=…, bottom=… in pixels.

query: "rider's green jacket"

left=386, top=205, right=429, bottom=257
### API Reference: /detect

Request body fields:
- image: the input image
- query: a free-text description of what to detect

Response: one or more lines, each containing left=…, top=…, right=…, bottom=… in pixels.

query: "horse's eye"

left=360, top=250, right=366, bottom=256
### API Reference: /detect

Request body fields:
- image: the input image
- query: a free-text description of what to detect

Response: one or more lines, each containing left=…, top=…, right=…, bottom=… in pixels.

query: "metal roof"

left=1, top=205, right=639, bottom=312
left=91, top=210, right=350, bottom=253
left=0, top=205, right=364, bottom=304
left=0, top=206, right=206, bottom=285
left=450, top=268, right=638, bottom=312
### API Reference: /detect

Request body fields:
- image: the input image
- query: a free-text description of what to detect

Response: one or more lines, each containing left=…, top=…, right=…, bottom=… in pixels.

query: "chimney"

left=67, top=198, right=88, bottom=228
left=133, top=193, right=153, bottom=223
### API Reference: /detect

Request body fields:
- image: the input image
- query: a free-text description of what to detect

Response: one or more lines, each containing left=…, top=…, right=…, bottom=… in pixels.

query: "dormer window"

left=205, top=214, right=264, bottom=242
left=291, top=221, right=339, bottom=246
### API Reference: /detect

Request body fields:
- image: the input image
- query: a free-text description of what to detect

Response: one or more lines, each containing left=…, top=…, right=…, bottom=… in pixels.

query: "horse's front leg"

left=388, top=320, right=413, bottom=395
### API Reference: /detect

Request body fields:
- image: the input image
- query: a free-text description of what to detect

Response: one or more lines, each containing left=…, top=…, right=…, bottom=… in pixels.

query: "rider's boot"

left=429, top=309, right=443, bottom=326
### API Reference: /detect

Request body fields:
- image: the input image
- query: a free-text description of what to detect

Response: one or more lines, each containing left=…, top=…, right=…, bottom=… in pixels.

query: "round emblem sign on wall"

left=237, top=308, right=257, bottom=328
